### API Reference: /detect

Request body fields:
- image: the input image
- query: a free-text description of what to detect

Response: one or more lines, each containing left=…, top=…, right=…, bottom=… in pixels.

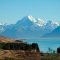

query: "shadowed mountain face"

left=43, top=26, right=60, bottom=37
left=0, top=16, right=60, bottom=39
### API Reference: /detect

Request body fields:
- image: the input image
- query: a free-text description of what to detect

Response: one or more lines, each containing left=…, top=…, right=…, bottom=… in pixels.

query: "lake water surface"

left=23, top=38, right=60, bottom=52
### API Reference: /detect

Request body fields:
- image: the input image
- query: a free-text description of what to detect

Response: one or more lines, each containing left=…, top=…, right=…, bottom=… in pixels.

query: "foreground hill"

left=0, top=36, right=15, bottom=43
left=0, top=37, right=41, bottom=60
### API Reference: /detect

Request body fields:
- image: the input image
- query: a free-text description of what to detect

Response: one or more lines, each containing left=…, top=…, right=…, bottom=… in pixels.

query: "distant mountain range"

left=0, top=16, right=60, bottom=39
left=43, top=26, right=60, bottom=37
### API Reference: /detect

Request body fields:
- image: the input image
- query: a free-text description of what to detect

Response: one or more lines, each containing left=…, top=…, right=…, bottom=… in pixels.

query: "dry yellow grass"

left=0, top=36, right=15, bottom=43
left=0, top=50, right=41, bottom=60
left=0, top=36, right=41, bottom=60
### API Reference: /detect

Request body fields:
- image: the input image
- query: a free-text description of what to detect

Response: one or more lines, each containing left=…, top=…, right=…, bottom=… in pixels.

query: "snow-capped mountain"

left=36, top=18, right=46, bottom=26
left=16, top=16, right=46, bottom=27
left=0, top=16, right=60, bottom=39
left=44, top=20, right=59, bottom=33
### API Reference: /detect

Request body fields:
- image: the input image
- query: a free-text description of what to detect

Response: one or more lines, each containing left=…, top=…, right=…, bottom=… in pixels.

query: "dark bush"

left=32, top=43, right=40, bottom=52
left=57, top=47, right=60, bottom=53
left=0, top=43, right=6, bottom=49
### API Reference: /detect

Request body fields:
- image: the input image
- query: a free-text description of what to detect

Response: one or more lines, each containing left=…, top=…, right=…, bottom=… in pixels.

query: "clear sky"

left=0, top=0, right=60, bottom=24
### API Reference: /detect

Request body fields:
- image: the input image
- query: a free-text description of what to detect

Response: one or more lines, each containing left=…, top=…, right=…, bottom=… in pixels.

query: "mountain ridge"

left=43, top=26, right=60, bottom=37
left=0, top=16, right=60, bottom=39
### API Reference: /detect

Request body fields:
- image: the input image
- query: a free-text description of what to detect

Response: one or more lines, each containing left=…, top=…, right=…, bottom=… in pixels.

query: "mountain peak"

left=16, top=15, right=35, bottom=27
left=25, top=15, right=37, bottom=23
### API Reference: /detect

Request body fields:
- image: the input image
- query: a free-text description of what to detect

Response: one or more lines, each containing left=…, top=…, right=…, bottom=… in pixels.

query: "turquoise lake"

left=23, top=38, right=60, bottom=52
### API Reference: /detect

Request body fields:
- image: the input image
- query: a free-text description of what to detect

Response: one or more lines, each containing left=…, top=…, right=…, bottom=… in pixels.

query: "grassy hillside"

left=0, top=36, right=41, bottom=60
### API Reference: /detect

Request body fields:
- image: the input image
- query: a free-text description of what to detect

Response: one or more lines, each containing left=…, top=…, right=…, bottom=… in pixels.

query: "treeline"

left=0, top=42, right=40, bottom=52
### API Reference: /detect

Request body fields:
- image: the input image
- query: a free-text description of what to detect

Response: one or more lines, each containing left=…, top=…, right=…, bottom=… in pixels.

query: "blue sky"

left=0, top=0, right=60, bottom=24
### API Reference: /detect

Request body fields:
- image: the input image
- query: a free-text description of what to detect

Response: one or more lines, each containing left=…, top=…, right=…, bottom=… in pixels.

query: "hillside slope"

left=0, top=37, right=41, bottom=60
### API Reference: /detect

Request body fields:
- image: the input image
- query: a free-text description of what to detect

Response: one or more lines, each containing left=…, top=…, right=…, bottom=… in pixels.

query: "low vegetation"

left=0, top=37, right=41, bottom=60
left=41, top=47, right=60, bottom=60
left=0, top=37, right=60, bottom=60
